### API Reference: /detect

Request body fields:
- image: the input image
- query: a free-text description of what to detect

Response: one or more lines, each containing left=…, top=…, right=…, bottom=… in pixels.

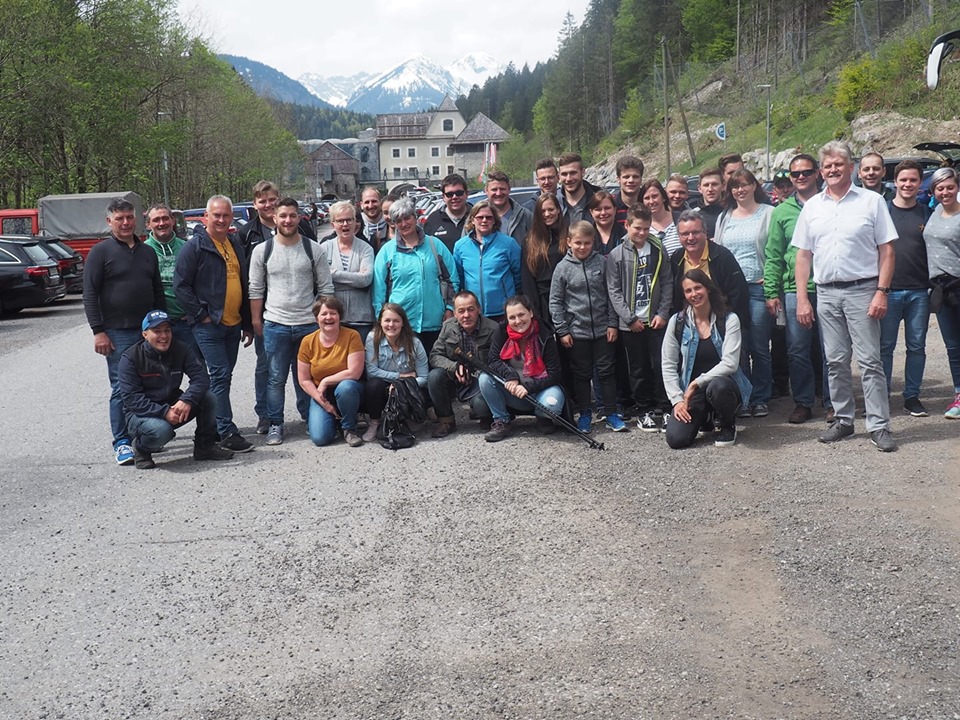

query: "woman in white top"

left=714, top=168, right=774, bottom=417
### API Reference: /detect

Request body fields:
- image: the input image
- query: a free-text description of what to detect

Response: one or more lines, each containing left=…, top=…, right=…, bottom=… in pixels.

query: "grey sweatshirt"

left=548, top=250, right=618, bottom=340
left=248, top=238, right=334, bottom=326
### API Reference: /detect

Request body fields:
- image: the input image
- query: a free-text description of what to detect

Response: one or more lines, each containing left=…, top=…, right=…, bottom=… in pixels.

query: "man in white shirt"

left=792, top=140, right=898, bottom=451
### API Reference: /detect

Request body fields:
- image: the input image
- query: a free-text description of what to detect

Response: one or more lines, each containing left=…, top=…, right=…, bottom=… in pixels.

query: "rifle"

left=454, top=347, right=605, bottom=451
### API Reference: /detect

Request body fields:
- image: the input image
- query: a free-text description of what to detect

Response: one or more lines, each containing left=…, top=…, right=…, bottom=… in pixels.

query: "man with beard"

left=248, top=198, right=334, bottom=446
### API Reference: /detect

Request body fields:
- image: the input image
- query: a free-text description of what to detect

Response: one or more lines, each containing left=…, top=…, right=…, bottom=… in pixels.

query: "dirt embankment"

left=588, top=111, right=960, bottom=183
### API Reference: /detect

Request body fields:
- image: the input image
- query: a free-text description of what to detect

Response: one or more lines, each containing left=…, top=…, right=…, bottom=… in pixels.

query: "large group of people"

left=82, top=141, right=960, bottom=467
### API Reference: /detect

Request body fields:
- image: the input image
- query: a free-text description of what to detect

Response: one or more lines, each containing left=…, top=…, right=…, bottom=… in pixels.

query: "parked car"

left=15, top=236, right=85, bottom=294
left=0, top=237, right=66, bottom=315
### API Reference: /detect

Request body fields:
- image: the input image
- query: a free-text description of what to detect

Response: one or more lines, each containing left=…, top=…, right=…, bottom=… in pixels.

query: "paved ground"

left=1, top=298, right=958, bottom=719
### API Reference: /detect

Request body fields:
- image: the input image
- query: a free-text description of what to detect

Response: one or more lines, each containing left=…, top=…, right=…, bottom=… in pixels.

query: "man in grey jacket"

left=248, top=198, right=334, bottom=446
left=486, top=170, right=532, bottom=246
left=427, top=291, right=498, bottom=437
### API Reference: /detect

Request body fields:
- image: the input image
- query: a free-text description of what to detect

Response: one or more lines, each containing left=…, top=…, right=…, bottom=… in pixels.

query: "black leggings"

left=665, top=375, right=741, bottom=449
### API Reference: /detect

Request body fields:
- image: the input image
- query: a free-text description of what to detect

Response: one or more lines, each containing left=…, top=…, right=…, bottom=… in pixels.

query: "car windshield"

left=22, top=244, right=50, bottom=264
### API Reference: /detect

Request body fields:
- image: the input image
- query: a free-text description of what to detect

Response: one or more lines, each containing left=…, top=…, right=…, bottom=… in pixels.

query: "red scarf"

left=500, top=319, right=547, bottom=379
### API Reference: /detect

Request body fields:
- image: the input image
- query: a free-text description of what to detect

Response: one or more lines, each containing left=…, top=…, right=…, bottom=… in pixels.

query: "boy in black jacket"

left=118, top=310, right=234, bottom=469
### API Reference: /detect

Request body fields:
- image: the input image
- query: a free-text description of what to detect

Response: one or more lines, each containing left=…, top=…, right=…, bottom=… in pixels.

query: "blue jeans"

left=105, top=327, right=143, bottom=447
left=478, top=372, right=565, bottom=422
left=263, top=320, right=315, bottom=424
left=192, top=322, right=242, bottom=438
left=879, top=288, right=929, bottom=399
left=784, top=293, right=830, bottom=408
left=171, top=319, right=201, bottom=361
left=745, top=283, right=772, bottom=405
left=307, top=380, right=363, bottom=446
left=936, top=303, right=960, bottom=394
left=253, top=334, right=268, bottom=420
left=126, top=390, right=219, bottom=451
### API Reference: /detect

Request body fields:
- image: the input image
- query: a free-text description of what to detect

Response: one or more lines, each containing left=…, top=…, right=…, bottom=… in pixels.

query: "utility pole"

left=157, top=111, right=171, bottom=208
left=757, top=84, right=772, bottom=181
left=666, top=42, right=696, bottom=167
left=735, top=0, right=742, bottom=73
left=661, top=37, right=670, bottom=176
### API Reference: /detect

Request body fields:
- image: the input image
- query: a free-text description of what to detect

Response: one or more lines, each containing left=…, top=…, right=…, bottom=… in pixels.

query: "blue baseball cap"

left=142, top=310, right=171, bottom=331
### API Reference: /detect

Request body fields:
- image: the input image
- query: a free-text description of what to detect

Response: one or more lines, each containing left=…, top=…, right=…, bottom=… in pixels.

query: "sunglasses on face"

left=444, top=190, right=465, bottom=198
left=475, top=215, right=495, bottom=221
left=790, top=169, right=817, bottom=178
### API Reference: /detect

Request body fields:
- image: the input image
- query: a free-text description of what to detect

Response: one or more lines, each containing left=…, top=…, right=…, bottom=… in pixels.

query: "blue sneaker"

left=577, top=412, right=593, bottom=433
left=605, top=413, right=629, bottom=432
left=115, top=441, right=135, bottom=466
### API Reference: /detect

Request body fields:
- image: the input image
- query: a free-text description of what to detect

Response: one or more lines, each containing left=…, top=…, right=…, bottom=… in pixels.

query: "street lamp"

left=757, top=85, right=772, bottom=181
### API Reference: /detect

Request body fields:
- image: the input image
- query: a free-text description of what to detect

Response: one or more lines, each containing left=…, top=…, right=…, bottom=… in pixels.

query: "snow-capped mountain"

left=449, top=53, right=504, bottom=94
left=220, top=54, right=332, bottom=109
left=299, top=71, right=373, bottom=108
left=303, top=54, right=505, bottom=114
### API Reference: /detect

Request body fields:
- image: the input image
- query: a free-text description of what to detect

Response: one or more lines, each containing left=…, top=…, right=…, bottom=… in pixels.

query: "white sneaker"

left=636, top=411, right=660, bottom=433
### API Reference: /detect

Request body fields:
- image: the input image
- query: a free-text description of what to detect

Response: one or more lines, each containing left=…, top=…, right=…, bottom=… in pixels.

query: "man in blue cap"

left=118, top=310, right=235, bottom=469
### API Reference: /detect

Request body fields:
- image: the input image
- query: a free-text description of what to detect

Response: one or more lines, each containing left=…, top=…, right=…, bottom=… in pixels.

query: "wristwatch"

left=877, top=286, right=891, bottom=294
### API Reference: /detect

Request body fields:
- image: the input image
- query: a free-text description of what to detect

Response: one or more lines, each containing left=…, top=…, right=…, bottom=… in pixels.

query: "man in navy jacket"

left=119, top=310, right=234, bottom=469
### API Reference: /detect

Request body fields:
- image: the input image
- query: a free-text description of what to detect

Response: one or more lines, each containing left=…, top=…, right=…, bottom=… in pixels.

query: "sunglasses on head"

left=790, top=169, right=817, bottom=178
left=444, top=190, right=465, bottom=198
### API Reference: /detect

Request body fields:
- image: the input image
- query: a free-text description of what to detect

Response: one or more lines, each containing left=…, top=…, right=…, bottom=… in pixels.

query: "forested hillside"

left=459, top=0, right=958, bottom=180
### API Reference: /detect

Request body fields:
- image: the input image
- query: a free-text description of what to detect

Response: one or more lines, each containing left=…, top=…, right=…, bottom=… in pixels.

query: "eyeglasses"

left=333, top=218, right=354, bottom=225
left=790, top=169, right=817, bottom=179
left=444, top=190, right=465, bottom=198
left=678, top=231, right=705, bottom=238
left=474, top=215, right=495, bottom=222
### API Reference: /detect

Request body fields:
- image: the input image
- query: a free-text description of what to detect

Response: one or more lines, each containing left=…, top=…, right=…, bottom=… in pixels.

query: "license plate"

left=49, top=272, right=60, bottom=282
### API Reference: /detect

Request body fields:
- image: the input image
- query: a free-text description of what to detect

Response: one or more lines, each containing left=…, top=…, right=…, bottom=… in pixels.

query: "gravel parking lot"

left=1, top=299, right=958, bottom=719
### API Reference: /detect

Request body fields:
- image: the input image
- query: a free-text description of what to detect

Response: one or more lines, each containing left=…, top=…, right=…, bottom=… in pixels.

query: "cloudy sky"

left=176, top=0, right=592, bottom=79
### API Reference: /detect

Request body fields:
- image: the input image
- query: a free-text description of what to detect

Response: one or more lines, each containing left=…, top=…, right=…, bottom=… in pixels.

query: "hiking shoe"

left=902, top=397, right=928, bottom=417
left=134, top=447, right=155, bottom=470
left=194, top=444, right=234, bottom=461
left=220, top=432, right=254, bottom=453
left=537, top=417, right=557, bottom=435
left=266, top=424, right=284, bottom=445
left=606, top=413, right=629, bottom=432
left=944, top=393, right=960, bottom=419
left=736, top=405, right=752, bottom=418
left=344, top=429, right=363, bottom=448
left=256, top=417, right=270, bottom=435
left=714, top=426, right=737, bottom=447
left=577, top=412, right=593, bottom=433
left=484, top=419, right=512, bottom=442
left=819, top=420, right=854, bottom=443
left=431, top=418, right=457, bottom=438
left=870, top=428, right=898, bottom=452
left=752, top=403, right=769, bottom=418
left=637, top=411, right=660, bottom=433
left=788, top=404, right=812, bottom=424
left=115, top=442, right=135, bottom=466
left=362, top=420, right=380, bottom=443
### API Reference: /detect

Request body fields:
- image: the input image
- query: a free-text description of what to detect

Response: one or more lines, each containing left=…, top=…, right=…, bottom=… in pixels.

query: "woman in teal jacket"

left=453, top=201, right=522, bottom=322
left=372, top=197, right=459, bottom=353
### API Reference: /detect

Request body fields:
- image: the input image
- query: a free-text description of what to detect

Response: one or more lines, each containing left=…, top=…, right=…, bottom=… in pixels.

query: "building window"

left=361, top=167, right=370, bottom=180
left=409, top=167, right=418, bottom=177
left=407, top=147, right=416, bottom=158
left=391, top=148, right=400, bottom=158
left=432, top=166, right=440, bottom=176
left=443, top=119, right=453, bottom=132
left=447, top=165, right=454, bottom=175
left=393, top=168, right=401, bottom=178
left=360, top=147, right=369, bottom=162
left=431, top=146, right=440, bottom=158
left=446, top=146, right=454, bottom=157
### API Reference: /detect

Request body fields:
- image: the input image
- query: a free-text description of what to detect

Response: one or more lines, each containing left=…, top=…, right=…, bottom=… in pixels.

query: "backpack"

left=377, top=378, right=425, bottom=450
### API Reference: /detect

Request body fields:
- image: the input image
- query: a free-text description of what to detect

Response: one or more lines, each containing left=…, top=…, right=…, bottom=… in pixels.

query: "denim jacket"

left=364, top=335, right=429, bottom=387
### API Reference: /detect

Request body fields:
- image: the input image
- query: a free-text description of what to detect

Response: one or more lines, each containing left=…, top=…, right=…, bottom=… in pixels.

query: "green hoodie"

left=144, top=233, right=187, bottom=318
left=763, top=194, right=816, bottom=299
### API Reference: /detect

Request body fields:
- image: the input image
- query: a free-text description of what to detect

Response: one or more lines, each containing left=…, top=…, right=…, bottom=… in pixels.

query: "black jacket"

left=423, top=205, right=472, bottom=253
left=174, top=226, right=252, bottom=330
left=118, top=338, right=209, bottom=418
left=82, top=235, right=164, bottom=333
left=670, top=241, right=751, bottom=331
left=487, top=321, right=562, bottom=395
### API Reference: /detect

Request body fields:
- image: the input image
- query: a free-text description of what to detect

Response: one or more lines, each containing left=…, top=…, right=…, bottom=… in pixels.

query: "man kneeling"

left=427, top=291, right=497, bottom=437
left=119, top=310, right=235, bottom=468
